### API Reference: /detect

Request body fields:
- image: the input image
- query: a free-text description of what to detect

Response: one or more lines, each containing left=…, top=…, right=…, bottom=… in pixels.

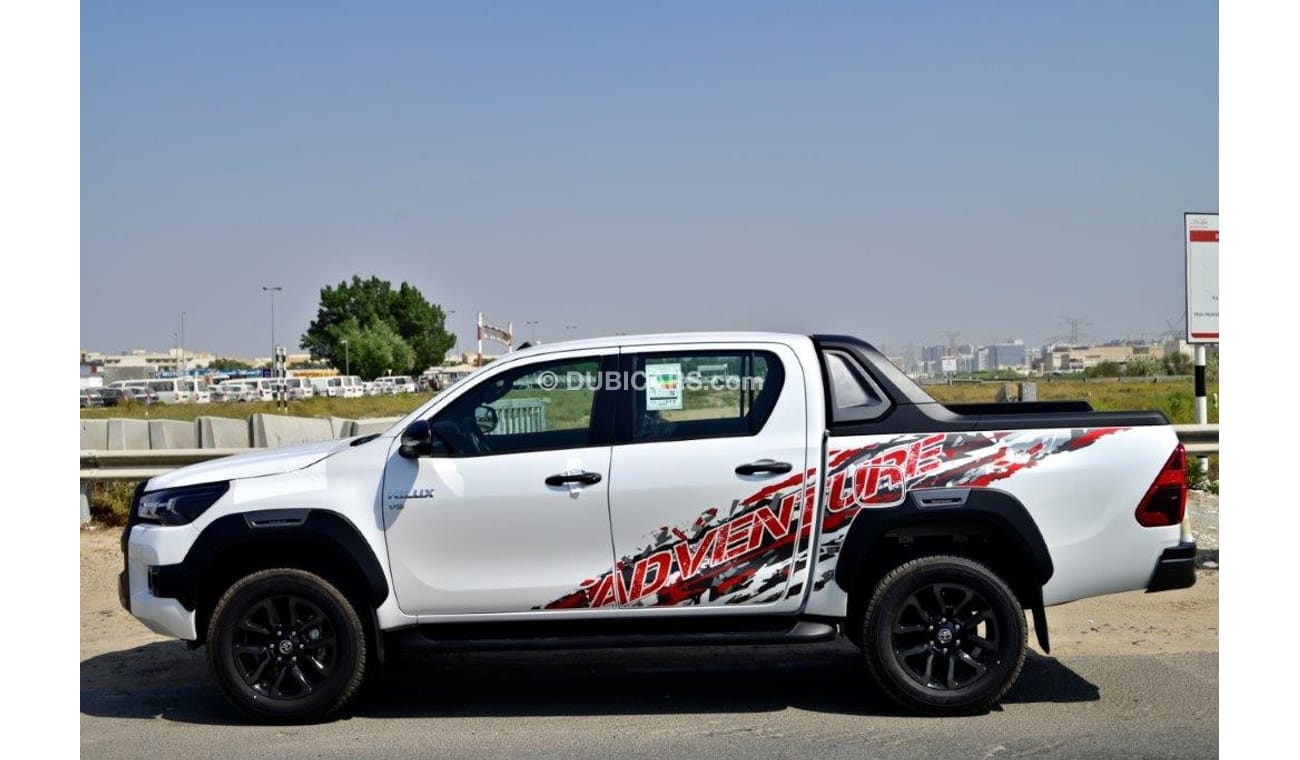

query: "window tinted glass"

left=630, top=350, right=784, bottom=443
left=429, top=357, right=602, bottom=456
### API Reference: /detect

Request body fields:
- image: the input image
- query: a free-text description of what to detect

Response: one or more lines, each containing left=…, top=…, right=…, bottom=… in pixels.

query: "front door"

left=382, top=350, right=618, bottom=616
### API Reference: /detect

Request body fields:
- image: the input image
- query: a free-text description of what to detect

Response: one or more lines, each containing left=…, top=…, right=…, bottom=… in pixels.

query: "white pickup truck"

left=119, top=333, right=1195, bottom=722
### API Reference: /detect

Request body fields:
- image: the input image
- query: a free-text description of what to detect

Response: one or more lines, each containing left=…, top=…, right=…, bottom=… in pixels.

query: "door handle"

left=545, top=471, right=603, bottom=487
left=735, top=459, right=793, bottom=476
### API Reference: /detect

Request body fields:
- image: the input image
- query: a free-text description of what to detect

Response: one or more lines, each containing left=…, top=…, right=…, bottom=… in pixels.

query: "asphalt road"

left=81, top=640, right=1217, bottom=759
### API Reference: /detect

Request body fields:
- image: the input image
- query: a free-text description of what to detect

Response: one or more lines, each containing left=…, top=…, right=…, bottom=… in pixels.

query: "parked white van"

left=181, top=379, right=211, bottom=404
left=283, top=377, right=315, bottom=400
left=212, top=381, right=254, bottom=403
left=111, top=379, right=193, bottom=404
left=377, top=375, right=417, bottom=394
left=311, top=375, right=364, bottom=399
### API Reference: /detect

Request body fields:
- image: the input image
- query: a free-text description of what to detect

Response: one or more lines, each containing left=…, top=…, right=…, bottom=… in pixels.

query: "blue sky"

left=81, top=1, right=1217, bottom=357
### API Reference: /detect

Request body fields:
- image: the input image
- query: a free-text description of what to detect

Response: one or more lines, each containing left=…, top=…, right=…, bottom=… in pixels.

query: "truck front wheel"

left=206, top=568, right=367, bottom=723
left=859, top=555, right=1027, bottom=716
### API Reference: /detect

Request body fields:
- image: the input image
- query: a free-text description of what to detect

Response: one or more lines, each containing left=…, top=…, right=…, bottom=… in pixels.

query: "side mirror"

left=399, top=420, right=435, bottom=458
left=474, top=404, right=499, bottom=434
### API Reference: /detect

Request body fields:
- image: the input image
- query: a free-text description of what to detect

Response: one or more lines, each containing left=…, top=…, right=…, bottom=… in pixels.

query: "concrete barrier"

left=250, top=414, right=335, bottom=448
left=149, top=419, right=198, bottom=449
left=106, top=419, right=150, bottom=450
left=80, top=420, right=109, bottom=450
left=325, top=417, right=357, bottom=439
left=197, top=416, right=252, bottom=449
left=354, top=416, right=402, bottom=436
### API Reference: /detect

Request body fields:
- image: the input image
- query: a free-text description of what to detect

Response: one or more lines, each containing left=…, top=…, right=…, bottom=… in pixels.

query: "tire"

left=207, top=568, right=367, bottom=723
left=859, top=555, right=1027, bottom=716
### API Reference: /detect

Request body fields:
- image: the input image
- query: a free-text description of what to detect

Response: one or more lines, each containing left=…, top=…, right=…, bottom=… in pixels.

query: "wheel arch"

left=153, top=509, right=389, bottom=647
left=835, top=488, right=1054, bottom=652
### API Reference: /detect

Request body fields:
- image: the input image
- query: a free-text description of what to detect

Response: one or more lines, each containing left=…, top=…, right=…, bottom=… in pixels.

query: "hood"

left=146, top=438, right=355, bottom=491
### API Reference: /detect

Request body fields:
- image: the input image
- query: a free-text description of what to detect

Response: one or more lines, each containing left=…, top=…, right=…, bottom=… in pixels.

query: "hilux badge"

left=387, top=488, right=435, bottom=502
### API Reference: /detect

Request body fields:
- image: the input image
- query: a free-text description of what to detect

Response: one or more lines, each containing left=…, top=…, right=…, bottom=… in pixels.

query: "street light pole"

left=180, top=311, right=186, bottom=378
left=262, top=286, right=282, bottom=368
left=527, top=320, right=540, bottom=342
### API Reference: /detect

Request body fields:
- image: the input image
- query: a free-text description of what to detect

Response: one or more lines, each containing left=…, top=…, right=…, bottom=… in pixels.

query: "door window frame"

left=611, top=348, right=788, bottom=445
left=418, top=351, right=620, bottom=457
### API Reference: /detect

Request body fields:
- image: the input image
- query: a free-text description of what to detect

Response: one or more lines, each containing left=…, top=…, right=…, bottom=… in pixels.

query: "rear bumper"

left=1145, top=541, right=1198, bottom=593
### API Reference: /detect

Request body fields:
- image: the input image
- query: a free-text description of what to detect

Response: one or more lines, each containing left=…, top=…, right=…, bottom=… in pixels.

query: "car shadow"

left=81, top=639, right=1098, bottom=726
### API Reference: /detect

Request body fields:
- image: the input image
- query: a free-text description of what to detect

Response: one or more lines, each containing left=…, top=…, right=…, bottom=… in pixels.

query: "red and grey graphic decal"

left=540, top=468, right=818, bottom=610
left=542, top=427, right=1126, bottom=610
left=812, top=427, right=1125, bottom=590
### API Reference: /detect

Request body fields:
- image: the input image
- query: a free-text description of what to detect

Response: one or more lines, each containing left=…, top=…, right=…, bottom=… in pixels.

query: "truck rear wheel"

left=859, top=555, right=1027, bottom=716
left=207, top=568, right=367, bottom=723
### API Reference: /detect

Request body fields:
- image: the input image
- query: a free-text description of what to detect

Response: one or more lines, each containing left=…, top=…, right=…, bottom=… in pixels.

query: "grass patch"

left=88, top=481, right=137, bottom=526
left=924, top=379, right=1219, bottom=425
left=80, top=393, right=439, bottom=422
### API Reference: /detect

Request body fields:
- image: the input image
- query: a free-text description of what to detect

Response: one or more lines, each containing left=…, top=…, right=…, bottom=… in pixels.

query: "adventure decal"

left=811, top=427, right=1126, bottom=591
left=541, top=427, right=1125, bottom=609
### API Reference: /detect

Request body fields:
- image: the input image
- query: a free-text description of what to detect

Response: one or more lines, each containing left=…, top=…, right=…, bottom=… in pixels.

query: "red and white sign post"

left=1184, top=212, right=1218, bottom=479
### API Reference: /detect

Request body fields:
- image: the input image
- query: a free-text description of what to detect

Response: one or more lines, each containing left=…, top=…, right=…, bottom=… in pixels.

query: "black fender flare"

left=834, top=488, right=1054, bottom=594
left=833, top=488, right=1055, bottom=651
left=150, top=509, right=389, bottom=612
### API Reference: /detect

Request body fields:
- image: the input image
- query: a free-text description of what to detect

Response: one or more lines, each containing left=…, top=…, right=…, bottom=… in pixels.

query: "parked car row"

left=81, top=386, right=161, bottom=407
left=83, top=374, right=427, bottom=408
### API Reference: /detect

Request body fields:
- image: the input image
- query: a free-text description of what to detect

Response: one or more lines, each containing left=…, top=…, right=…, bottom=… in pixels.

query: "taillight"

left=1135, top=444, right=1188, bottom=527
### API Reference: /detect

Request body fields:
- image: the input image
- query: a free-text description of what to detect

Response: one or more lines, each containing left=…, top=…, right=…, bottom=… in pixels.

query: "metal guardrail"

left=79, top=448, right=248, bottom=480
left=1172, top=424, right=1218, bottom=456
left=82, top=424, right=1220, bottom=481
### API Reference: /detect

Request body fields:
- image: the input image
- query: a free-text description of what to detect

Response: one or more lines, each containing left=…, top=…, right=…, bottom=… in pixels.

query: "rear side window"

left=823, top=350, right=890, bottom=423
left=628, top=350, right=785, bottom=443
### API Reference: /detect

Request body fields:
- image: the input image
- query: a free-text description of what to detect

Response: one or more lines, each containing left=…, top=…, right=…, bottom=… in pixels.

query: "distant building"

left=988, top=341, right=1027, bottom=370
left=1040, top=342, right=1162, bottom=372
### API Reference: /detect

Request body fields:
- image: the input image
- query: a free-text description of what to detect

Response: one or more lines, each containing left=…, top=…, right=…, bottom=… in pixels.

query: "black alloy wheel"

left=207, top=568, right=366, bottom=723
left=859, top=555, right=1027, bottom=716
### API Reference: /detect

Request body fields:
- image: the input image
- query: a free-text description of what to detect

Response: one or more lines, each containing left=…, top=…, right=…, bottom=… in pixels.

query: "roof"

left=500, top=332, right=811, bottom=360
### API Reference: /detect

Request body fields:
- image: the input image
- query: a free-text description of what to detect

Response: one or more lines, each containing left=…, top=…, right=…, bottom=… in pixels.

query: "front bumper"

left=1145, top=541, right=1198, bottom=593
left=120, top=524, right=199, bottom=640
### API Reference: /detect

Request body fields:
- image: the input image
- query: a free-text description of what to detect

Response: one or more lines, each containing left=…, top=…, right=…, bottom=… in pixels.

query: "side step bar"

left=387, top=619, right=838, bottom=653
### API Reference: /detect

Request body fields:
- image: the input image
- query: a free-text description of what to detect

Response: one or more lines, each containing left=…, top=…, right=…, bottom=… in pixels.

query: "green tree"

left=210, top=356, right=255, bottom=371
left=1086, top=361, right=1122, bottom=378
left=1163, top=352, right=1193, bottom=376
left=336, top=321, right=417, bottom=380
left=1125, top=356, right=1161, bottom=377
left=300, top=276, right=454, bottom=374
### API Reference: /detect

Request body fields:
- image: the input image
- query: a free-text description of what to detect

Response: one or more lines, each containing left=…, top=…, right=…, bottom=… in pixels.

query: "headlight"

left=138, top=482, right=229, bottom=526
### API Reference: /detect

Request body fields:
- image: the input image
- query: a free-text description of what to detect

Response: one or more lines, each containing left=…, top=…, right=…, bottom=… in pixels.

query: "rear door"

left=555, top=342, right=815, bottom=612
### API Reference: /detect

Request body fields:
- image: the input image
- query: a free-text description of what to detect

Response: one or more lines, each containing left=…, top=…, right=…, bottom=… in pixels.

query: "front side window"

left=628, top=350, right=785, bottom=443
left=428, top=356, right=604, bottom=456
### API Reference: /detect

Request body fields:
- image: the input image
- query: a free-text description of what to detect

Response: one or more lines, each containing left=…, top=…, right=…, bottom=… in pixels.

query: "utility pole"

left=262, top=285, right=283, bottom=404
left=1059, top=316, right=1090, bottom=346
left=262, top=286, right=282, bottom=366
left=341, top=338, right=350, bottom=377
